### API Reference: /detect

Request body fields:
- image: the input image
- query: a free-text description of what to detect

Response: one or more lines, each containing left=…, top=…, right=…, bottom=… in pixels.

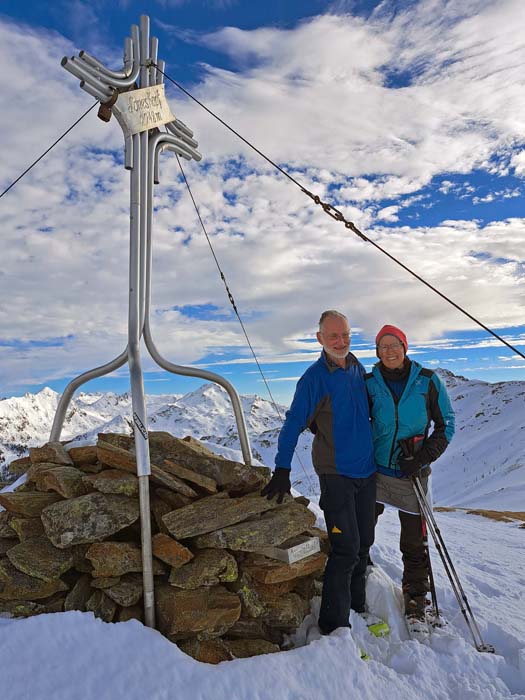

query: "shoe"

left=404, top=593, right=428, bottom=621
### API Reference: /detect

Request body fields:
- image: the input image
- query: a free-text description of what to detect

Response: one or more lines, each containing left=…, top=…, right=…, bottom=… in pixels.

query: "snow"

left=1, top=506, right=523, bottom=700
left=1, top=372, right=524, bottom=698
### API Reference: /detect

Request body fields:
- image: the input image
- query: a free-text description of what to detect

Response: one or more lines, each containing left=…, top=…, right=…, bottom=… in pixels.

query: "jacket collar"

left=321, top=350, right=357, bottom=373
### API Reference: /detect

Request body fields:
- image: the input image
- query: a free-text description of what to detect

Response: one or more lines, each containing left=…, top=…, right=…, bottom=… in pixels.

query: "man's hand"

left=398, top=454, right=422, bottom=478
left=261, top=467, right=291, bottom=504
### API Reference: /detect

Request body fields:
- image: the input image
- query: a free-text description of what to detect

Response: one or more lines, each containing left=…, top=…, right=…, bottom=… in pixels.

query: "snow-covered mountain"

left=1, top=369, right=524, bottom=510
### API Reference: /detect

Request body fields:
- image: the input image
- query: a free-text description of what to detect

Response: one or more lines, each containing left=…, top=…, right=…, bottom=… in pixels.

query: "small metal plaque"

left=259, top=536, right=320, bottom=565
left=114, top=84, right=175, bottom=136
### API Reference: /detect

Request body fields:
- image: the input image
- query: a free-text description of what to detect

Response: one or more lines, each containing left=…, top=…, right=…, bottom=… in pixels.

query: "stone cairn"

left=0, top=432, right=327, bottom=663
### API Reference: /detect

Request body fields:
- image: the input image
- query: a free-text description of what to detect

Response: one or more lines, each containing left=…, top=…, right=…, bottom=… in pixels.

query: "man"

left=262, top=310, right=376, bottom=635
left=366, top=324, right=455, bottom=622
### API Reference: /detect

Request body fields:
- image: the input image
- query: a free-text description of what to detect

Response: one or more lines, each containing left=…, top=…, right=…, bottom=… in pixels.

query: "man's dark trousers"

left=318, top=473, right=376, bottom=634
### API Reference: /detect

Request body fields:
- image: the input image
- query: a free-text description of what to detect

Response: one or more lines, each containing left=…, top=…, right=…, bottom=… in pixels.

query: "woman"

left=365, top=325, right=455, bottom=623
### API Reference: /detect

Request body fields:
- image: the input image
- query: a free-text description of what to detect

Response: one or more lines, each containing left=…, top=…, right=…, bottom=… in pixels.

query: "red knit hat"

left=375, top=325, right=408, bottom=353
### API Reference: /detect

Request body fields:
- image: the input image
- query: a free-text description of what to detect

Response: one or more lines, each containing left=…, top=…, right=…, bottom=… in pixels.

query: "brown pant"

left=375, top=502, right=429, bottom=597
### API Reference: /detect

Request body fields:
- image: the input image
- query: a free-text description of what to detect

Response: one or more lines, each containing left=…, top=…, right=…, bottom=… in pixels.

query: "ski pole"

left=413, top=476, right=495, bottom=653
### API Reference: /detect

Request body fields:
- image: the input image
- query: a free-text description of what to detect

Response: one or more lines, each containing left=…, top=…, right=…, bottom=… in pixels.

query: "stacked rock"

left=0, top=432, right=327, bottom=663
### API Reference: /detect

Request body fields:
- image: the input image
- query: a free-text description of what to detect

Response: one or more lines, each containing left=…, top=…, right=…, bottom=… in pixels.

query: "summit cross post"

left=57, top=15, right=253, bottom=628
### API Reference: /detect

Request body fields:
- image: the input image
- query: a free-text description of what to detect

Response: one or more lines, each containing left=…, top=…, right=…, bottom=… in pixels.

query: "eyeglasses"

left=322, top=333, right=351, bottom=342
left=378, top=341, right=403, bottom=352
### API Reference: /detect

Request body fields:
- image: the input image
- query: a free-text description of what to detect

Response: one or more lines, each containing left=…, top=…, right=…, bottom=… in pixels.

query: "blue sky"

left=0, top=0, right=524, bottom=404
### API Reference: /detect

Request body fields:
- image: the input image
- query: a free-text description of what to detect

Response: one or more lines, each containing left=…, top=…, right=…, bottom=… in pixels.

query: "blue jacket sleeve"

left=274, top=371, right=319, bottom=470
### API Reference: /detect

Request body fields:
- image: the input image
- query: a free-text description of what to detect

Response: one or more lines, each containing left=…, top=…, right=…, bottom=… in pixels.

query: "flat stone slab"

left=41, top=493, right=139, bottom=548
left=35, top=466, right=90, bottom=499
left=155, top=583, right=241, bottom=639
left=168, top=548, right=237, bottom=589
left=29, top=442, right=73, bottom=466
left=64, top=574, right=93, bottom=612
left=261, top=592, right=309, bottom=631
left=85, top=589, right=117, bottom=622
left=104, top=573, right=143, bottom=607
left=0, top=559, right=68, bottom=601
left=96, top=441, right=198, bottom=498
left=152, top=533, right=194, bottom=569
left=193, top=502, right=316, bottom=551
left=0, top=512, right=15, bottom=537
left=5, top=456, right=31, bottom=477
left=242, top=551, right=327, bottom=584
left=8, top=517, right=45, bottom=541
left=83, top=469, right=139, bottom=497
left=7, top=536, right=74, bottom=582
left=162, top=494, right=281, bottom=540
left=68, top=445, right=98, bottom=466
left=99, top=432, right=270, bottom=495
left=86, top=541, right=165, bottom=577
left=0, top=492, right=63, bottom=517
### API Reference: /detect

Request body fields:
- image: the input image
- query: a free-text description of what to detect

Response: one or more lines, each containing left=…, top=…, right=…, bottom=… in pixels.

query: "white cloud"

left=1, top=4, right=525, bottom=392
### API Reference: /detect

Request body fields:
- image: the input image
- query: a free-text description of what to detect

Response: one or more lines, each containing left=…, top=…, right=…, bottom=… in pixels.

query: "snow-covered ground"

left=1, top=504, right=523, bottom=700
left=1, top=370, right=524, bottom=698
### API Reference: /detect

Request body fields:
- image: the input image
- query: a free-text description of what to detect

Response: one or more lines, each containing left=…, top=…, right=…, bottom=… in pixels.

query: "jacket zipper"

left=387, top=393, right=399, bottom=470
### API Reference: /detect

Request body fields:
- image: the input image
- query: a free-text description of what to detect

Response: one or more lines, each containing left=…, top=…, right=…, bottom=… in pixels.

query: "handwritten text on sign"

left=115, top=84, right=175, bottom=135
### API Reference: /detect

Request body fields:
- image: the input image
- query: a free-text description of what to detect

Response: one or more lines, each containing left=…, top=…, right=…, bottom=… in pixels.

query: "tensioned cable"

left=0, top=101, right=99, bottom=201
left=156, top=67, right=525, bottom=361
left=174, top=153, right=315, bottom=491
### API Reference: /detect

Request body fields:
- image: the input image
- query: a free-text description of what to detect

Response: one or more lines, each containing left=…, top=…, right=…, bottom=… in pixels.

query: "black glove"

left=397, top=454, right=423, bottom=478
left=261, top=467, right=291, bottom=504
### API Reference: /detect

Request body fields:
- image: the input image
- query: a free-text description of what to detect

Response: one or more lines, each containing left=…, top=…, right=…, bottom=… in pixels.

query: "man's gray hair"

left=318, top=310, right=349, bottom=332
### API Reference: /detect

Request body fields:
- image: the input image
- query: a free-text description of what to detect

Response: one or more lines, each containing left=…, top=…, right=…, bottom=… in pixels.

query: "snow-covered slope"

left=0, top=506, right=523, bottom=700
left=1, top=369, right=524, bottom=509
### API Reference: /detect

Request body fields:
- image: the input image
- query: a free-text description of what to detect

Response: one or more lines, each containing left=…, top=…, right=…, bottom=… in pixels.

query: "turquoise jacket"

left=365, top=360, right=455, bottom=477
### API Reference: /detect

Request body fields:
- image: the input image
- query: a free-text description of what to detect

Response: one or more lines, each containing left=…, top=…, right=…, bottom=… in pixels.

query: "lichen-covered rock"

left=117, top=603, right=143, bottom=623
left=0, top=512, right=15, bottom=538
left=5, top=456, right=31, bottom=477
left=85, top=589, right=117, bottom=622
left=104, top=573, right=143, bottom=606
left=85, top=541, right=165, bottom=577
left=152, top=533, right=193, bottom=569
left=162, top=494, right=282, bottom=540
left=29, top=442, right=73, bottom=466
left=64, top=574, right=93, bottom=612
left=0, top=593, right=65, bottom=617
left=100, top=432, right=270, bottom=495
left=242, top=551, right=327, bottom=584
left=67, top=445, right=98, bottom=467
left=0, top=559, right=68, bottom=601
left=155, top=584, right=241, bottom=640
left=0, top=538, right=18, bottom=555
left=168, top=549, right=237, bottom=589
left=193, top=502, right=316, bottom=551
left=83, top=469, right=139, bottom=497
left=35, top=466, right=90, bottom=499
left=153, top=488, right=192, bottom=511
left=227, top=572, right=267, bottom=618
left=96, top=441, right=198, bottom=498
left=6, top=536, right=74, bottom=582
left=261, top=593, right=309, bottom=631
left=91, top=576, right=121, bottom=589
left=0, top=492, right=63, bottom=517
left=8, top=517, right=44, bottom=541
left=41, top=493, right=139, bottom=548
left=224, top=638, right=280, bottom=659
left=177, top=638, right=233, bottom=664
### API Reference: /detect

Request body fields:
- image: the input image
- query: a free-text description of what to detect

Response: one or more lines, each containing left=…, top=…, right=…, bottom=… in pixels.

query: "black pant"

left=318, top=473, right=376, bottom=634
left=375, top=502, right=429, bottom=597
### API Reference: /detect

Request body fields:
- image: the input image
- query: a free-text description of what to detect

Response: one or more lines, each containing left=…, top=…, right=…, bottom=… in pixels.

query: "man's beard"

left=322, top=344, right=349, bottom=360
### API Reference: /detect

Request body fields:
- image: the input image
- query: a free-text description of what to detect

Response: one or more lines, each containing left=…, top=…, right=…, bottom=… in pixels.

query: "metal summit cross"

left=58, top=15, right=253, bottom=628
